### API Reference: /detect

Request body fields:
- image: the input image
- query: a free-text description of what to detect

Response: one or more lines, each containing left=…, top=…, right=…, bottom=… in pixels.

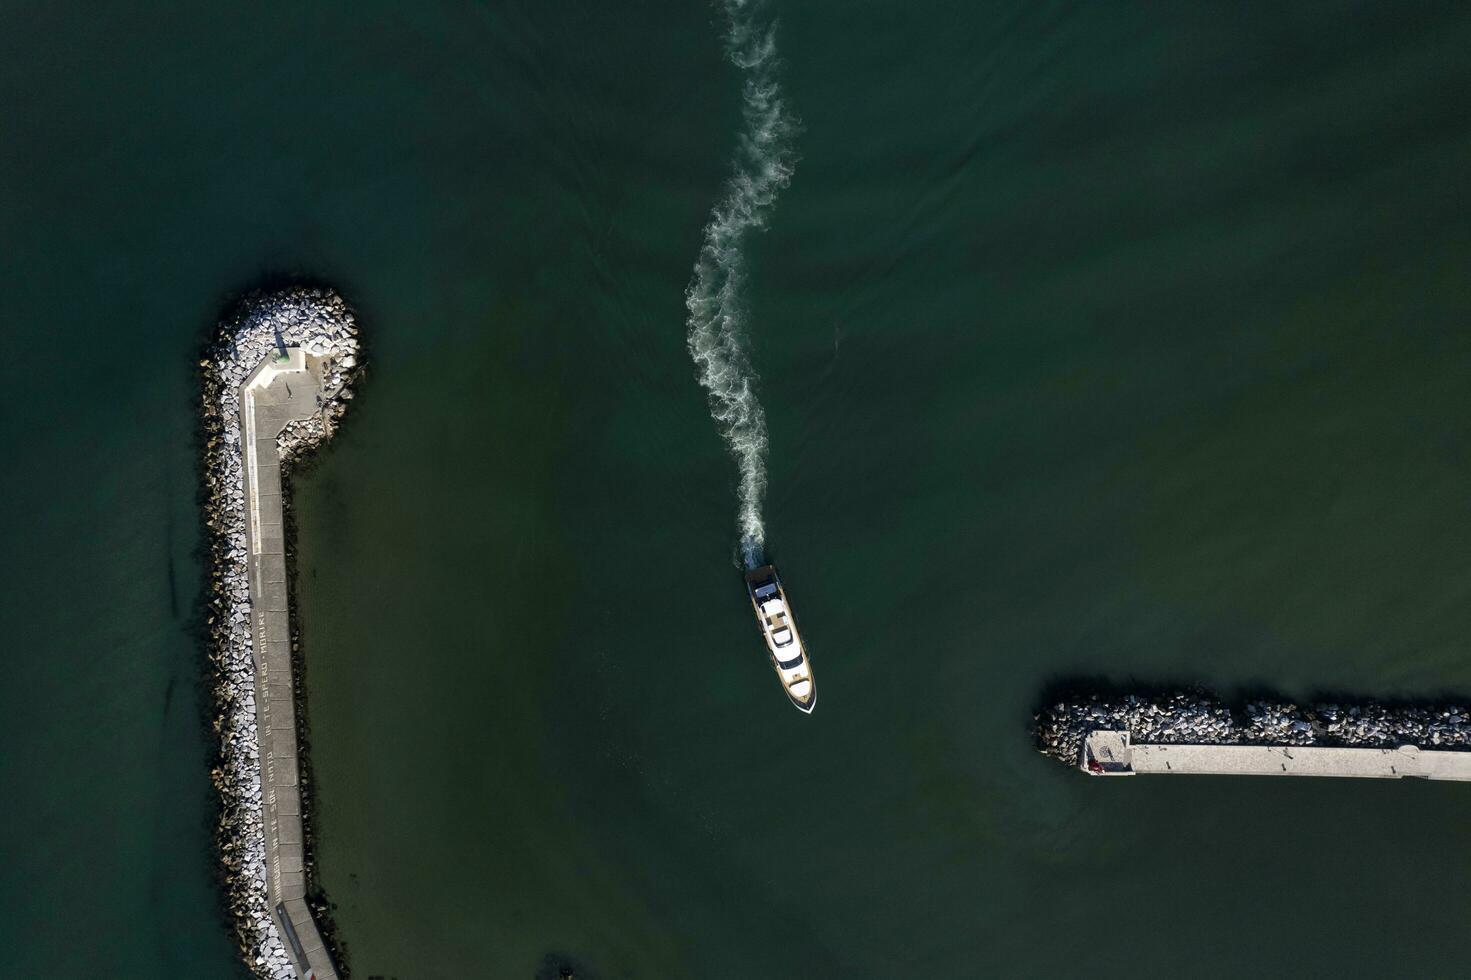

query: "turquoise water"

left=4, top=2, right=1471, bottom=977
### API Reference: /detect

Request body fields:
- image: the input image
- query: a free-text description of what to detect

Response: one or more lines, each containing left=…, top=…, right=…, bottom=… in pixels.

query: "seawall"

left=1037, top=689, right=1471, bottom=779
left=200, top=287, right=360, bottom=979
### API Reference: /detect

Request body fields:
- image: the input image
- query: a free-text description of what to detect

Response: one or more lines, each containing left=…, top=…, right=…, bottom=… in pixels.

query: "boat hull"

left=745, top=564, right=816, bottom=713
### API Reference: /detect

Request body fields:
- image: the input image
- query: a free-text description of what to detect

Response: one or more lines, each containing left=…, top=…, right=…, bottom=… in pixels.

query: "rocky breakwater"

left=1036, top=689, right=1471, bottom=766
left=200, top=287, right=360, bottom=979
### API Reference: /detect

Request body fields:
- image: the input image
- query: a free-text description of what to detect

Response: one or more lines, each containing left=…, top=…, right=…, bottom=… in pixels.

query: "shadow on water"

left=1037, top=674, right=1471, bottom=712
left=534, top=952, right=601, bottom=980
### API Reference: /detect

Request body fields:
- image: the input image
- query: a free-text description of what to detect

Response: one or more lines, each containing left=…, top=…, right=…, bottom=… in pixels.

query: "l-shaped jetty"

left=202, top=288, right=360, bottom=980
left=1038, top=690, right=1471, bottom=783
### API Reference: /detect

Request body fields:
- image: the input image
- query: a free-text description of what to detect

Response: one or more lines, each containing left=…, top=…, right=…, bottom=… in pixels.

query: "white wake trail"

left=686, top=0, right=797, bottom=570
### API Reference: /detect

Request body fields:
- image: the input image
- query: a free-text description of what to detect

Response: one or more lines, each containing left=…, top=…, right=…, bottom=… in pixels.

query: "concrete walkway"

left=1082, top=730, right=1471, bottom=781
left=240, top=349, right=340, bottom=980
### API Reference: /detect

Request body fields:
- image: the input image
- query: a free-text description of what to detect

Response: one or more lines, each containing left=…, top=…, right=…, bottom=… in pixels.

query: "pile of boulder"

left=1036, top=689, right=1471, bottom=765
left=199, top=286, right=360, bottom=979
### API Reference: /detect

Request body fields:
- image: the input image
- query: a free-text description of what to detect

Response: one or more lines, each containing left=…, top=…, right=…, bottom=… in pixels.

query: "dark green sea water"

left=5, top=2, right=1471, bottom=977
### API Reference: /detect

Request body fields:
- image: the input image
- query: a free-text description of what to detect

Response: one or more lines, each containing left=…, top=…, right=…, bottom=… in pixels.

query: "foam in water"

left=685, top=0, right=797, bottom=570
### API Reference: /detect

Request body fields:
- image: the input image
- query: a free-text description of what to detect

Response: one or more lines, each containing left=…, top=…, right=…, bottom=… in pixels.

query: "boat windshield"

left=772, top=628, right=794, bottom=647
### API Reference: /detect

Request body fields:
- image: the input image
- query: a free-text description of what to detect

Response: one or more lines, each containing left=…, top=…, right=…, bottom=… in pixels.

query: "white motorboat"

left=744, top=564, right=816, bottom=713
